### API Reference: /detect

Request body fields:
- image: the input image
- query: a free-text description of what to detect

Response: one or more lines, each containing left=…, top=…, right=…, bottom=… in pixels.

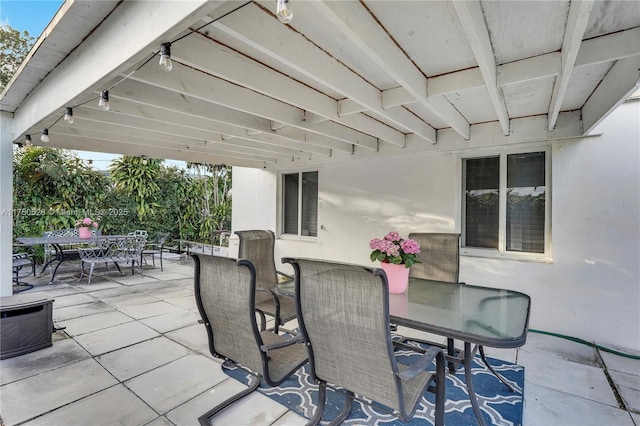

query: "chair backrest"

left=155, top=232, right=170, bottom=246
left=192, top=253, right=266, bottom=375
left=235, top=230, right=278, bottom=292
left=408, top=233, right=460, bottom=283
left=286, top=258, right=406, bottom=413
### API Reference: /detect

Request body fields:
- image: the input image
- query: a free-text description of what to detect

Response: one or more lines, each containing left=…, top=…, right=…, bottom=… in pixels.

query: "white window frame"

left=459, top=145, right=552, bottom=263
left=278, top=169, right=319, bottom=241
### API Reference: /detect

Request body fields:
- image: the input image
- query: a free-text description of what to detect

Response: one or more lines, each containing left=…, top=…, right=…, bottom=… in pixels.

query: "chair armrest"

left=398, top=346, right=442, bottom=381
left=260, top=334, right=304, bottom=352
left=12, top=252, right=33, bottom=260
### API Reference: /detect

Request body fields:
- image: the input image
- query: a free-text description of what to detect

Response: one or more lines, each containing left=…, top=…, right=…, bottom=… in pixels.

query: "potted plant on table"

left=369, top=231, right=420, bottom=293
left=75, top=217, right=99, bottom=239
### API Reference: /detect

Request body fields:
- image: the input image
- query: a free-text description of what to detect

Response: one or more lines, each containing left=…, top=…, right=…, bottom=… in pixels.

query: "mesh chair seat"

left=286, top=258, right=445, bottom=425
left=193, top=254, right=307, bottom=425
left=236, top=230, right=295, bottom=332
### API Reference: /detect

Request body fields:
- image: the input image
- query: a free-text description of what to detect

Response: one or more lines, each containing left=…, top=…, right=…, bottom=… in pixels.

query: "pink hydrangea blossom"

left=400, top=239, right=420, bottom=254
left=82, top=217, right=93, bottom=225
left=384, top=231, right=401, bottom=242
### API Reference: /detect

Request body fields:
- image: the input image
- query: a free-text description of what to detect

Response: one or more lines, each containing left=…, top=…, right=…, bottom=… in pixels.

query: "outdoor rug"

left=222, top=341, right=525, bottom=425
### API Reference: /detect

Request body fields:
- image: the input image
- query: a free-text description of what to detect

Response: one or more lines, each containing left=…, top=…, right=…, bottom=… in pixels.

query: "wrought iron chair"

left=12, top=252, right=35, bottom=293
left=141, top=232, right=170, bottom=271
left=285, top=257, right=445, bottom=425
left=235, top=230, right=296, bottom=333
left=193, top=254, right=308, bottom=426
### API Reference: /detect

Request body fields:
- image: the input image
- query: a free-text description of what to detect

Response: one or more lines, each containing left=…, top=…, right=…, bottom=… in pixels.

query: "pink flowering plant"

left=75, top=217, right=99, bottom=231
left=369, top=231, right=421, bottom=268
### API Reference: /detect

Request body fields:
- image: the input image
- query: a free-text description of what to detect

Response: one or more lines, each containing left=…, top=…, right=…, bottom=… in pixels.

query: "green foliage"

left=13, top=148, right=233, bottom=252
left=13, top=146, right=109, bottom=236
left=109, top=156, right=162, bottom=220
left=1, top=24, right=34, bottom=92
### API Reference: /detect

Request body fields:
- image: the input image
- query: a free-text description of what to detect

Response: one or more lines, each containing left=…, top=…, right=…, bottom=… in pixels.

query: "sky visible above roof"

left=0, top=1, right=63, bottom=37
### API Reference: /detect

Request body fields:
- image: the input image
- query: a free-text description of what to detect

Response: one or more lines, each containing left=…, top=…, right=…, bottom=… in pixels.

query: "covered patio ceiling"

left=2, top=0, right=640, bottom=170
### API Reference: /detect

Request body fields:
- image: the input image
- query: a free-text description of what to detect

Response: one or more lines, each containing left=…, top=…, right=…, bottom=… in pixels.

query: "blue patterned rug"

left=222, top=341, right=524, bottom=425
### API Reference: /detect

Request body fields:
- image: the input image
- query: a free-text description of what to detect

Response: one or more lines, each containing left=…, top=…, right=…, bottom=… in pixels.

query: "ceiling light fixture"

left=159, top=42, right=173, bottom=72
left=98, top=90, right=110, bottom=111
left=64, top=107, right=74, bottom=124
left=276, top=0, right=293, bottom=24
left=41, top=128, right=50, bottom=143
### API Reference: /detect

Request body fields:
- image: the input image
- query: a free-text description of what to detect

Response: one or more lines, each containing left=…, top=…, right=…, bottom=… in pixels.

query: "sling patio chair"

left=193, top=253, right=308, bottom=426
left=284, top=257, right=445, bottom=425
left=235, top=230, right=297, bottom=333
left=398, top=232, right=464, bottom=374
left=141, top=232, right=170, bottom=271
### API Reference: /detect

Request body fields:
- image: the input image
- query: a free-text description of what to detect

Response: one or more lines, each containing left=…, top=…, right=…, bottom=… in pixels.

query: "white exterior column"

left=0, top=112, right=14, bottom=296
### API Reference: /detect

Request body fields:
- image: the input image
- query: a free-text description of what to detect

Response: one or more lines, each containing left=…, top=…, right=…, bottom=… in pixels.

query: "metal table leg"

left=464, top=342, right=486, bottom=426
left=479, top=345, right=516, bottom=392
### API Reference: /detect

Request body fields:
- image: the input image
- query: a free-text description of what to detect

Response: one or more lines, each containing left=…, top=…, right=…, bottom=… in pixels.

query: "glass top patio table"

left=277, top=277, right=531, bottom=349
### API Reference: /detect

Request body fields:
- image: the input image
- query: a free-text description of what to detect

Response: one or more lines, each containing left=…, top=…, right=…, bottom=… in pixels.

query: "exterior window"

left=282, top=171, right=318, bottom=237
left=463, top=151, right=547, bottom=255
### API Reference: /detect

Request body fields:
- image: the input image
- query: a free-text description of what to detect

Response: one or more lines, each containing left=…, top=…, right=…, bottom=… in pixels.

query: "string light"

left=41, top=128, right=50, bottom=143
left=98, top=90, right=110, bottom=111
left=159, top=42, right=173, bottom=72
left=64, top=107, right=74, bottom=124
left=141, top=155, right=148, bottom=165
left=276, top=0, right=293, bottom=24
left=25, top=134, right=32, bottom=145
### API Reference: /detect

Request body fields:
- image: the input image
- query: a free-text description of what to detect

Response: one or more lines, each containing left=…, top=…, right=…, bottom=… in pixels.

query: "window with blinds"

left=463, top=151, right=547, bottom=255
left=282, top=171, right=318, bottom=237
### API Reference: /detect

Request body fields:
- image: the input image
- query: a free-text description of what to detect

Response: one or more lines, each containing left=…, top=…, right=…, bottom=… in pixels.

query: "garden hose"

left=528, top=329, right=640, bottom=360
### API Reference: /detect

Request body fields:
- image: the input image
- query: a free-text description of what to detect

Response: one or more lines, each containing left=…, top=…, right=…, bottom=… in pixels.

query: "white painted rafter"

left=547, top=0, right=594, bottom=131
left=209, top=5, right=434, bottom=144
left=307, top=0, right=469, bottom=141
left=453, top=0, right=510, bottom=135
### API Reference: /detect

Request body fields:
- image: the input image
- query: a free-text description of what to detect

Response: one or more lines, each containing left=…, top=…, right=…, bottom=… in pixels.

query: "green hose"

left=528, top=329, right=640, bottom=360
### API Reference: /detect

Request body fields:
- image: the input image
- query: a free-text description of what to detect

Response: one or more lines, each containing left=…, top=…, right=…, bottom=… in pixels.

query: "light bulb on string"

left=141, top=155, right=148, bottom=165
left=276, top=0, right=293, bottom=24
left=25, top=134, right=32, bottom=145
left=41, top=128, right=50, bottom=143
left=64, top=107, right=74, bottom=124
left=98, top=90, right=110, bottom=111
left=159, top=42, right=173, bottom=72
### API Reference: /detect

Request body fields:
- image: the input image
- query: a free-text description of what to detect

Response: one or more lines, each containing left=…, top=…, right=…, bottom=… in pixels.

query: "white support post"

left=1, top=112, right=14, bottom=296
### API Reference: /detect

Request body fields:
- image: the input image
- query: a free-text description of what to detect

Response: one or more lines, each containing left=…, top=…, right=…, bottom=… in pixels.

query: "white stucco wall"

left=232, top=99, right=640, bottom=352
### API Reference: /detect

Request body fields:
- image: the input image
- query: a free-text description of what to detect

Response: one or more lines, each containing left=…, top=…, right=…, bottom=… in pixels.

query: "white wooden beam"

left=0, top=111, right=13, bottom=296
left=12, top=0, right=225, bottom=137
left=575, top=27, right=640, bottom=67
left=547, top=0, right=594, bottom=131
left=307, top=0, right=469, bottom=141
left=453, top=0, right=510, bottom=135
left=499, top=53, right=561, bottom=87
left=582, top=55, right=640, bottom=134
left=210, top=6, right=432, bottom=144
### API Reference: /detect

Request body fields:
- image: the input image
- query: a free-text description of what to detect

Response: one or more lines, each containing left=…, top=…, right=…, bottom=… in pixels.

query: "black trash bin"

left=1, top=294, right=54, bottom=359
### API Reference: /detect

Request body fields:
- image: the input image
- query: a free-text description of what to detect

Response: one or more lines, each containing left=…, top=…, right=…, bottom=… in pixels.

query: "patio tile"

left=522, top=381, right=634, bottom=426
left=164, top=295, right=198, bottom=310
left=83, top=285, right=145, bottom=299
left=103, top=293, right=161, bottom=308
left=140, top=309, right=201, bottom=333
left=125, top=354, right=228, bottom=414
left=271, top=410, right=308, bottom=425
left=212, top=390, right=290, bottom=425
left=96, top=336, right=191, bottom=381
left=143, top=272, right=191, bottom=282
left=74, top=321, right=159, bottom=356
left=519, top=332, right=600, bottom=366
left=0, top=338, right=91, bottom=384
left=165, top=377, right=248, bottom=425
left=52, top=292, right=98, bottom=308
left=609, top=370, right=640, bottom=413
left=0, top=358, right=118, bottom=425
left=518, top=350, right=618, bottom=406
left=21, top=384, right=158, bottom=426
left=30, top=285, right=83, bottom=297
left=631, top=411, right=640, bottom=424
left=112, top=274, right=161, bottom=285
left=58, top=310, right=135, bottom=336
left=165, top=323, right=210, bottom=353
left=144, top=416, right=174, bottom=426
left=117, top=300, right=184, bottom=319
left=601, top=350, right=640, bottom=376
left=76, top=280, right=123, bottom=291
left=53, top=300, right=115, bottom=321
